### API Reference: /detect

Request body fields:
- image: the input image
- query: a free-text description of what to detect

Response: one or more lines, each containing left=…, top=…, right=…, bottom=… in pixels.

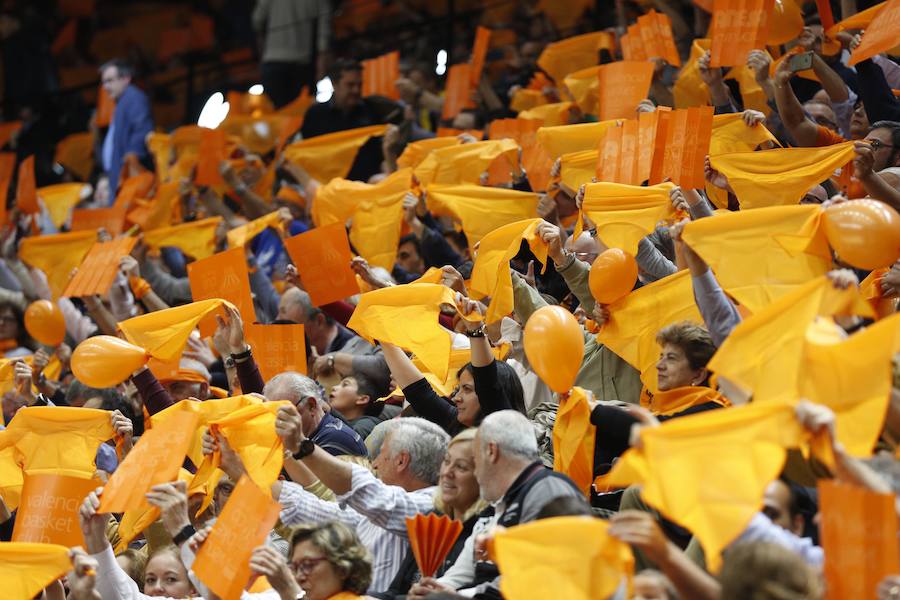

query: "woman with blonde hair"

left=371, top=428, right=488, bottom=599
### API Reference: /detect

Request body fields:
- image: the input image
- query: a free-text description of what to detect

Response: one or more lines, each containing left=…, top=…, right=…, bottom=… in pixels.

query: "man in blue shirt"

left=98, top=58, right=154, bottom=201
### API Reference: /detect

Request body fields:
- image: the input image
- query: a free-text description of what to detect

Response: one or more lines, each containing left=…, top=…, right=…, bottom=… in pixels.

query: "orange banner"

left=244, top=323, right=308, bottom=380
left=362, top=51, right=400, bottom=100
left=819, top=479, right=900, bottom=599
left=848, top=0, right=900, bottom=66
left=488, top=118, right=552, bottom=191
left=12, top=473, right=98, bottom=547
left=193, top=476, right=281, bottom=600
left=621, top=10, right=681, bottom=66
left=195, top=128, right=227, bottom=187
left=98, top=406, right=199, bottom=513
left=63, top=237, right=136, bottom=298
left=187, top=247, right=255, bottom=337
left=596, top=61, right=655, bottom=121
left=620, top=29, right=646, bottom=62
left=656, top=106, right=714, bottom=189
left=469, top=27, right=492, bottom=86
left=16, top=155, right=38, bottom=215
left=70, top=203, right=128, bottom=236
left=283, top=222, right=359, bottom=306
left=638, top=108, right=670, bottom=185
left=710, top=0, right=775, bottom=67
left=441, top=63, right=474, bottom=121
left=597, top=123, right=624, bottom=184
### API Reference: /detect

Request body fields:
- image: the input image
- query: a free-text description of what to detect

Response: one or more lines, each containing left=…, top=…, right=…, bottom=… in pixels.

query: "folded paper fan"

left=405, top=513, right=464, bottom=577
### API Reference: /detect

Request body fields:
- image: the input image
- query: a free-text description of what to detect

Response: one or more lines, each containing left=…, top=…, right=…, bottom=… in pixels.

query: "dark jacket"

left=101, top=84, right=153, bottom=196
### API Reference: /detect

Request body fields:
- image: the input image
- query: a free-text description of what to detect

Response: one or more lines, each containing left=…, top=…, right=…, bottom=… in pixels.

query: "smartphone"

left=788, top=51, right=813, bottom=72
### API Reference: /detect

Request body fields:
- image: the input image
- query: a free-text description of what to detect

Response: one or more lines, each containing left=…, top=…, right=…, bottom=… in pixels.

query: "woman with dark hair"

left=0, top=300, right=33, bottom=357
left=380, top=298, right=525, bottom=435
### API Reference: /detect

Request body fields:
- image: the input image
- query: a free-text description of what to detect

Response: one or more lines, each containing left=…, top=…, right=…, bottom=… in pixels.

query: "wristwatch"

left=172, top=523, right=196, bottom=546
left=292, top=438, right=316, bottom=460
left=223, top=356, right=236, bottom=369
left=465, top=324, right=487, bottom=338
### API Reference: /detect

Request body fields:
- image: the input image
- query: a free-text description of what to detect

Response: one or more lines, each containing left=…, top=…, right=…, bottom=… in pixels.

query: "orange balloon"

left=824, top=199, right=900, bottom=270
left=72, top=335, right=149, bottom=388
left=767, top=0, right=804, bottom=45
left=24, top=300, right=66, bottom=346
left=523, top=306, right=584, bottom=394
left=589, top=249, right=638, bottom=304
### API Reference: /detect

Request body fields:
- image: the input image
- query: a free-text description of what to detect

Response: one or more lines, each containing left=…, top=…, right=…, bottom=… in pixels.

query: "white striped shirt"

left=279, top=464, right=435, bottom=593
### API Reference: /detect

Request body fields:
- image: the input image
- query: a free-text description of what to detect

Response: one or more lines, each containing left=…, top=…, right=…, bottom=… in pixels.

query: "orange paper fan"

left=405, top=513, right=464, bottom=577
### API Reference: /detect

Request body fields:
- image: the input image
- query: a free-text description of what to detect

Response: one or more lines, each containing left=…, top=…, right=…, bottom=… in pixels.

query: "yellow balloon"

left=523, top=306, right=584, bottom=394
left=24, top=300, right=66, bottom=346
left=72, top=336, right=149, bottom=388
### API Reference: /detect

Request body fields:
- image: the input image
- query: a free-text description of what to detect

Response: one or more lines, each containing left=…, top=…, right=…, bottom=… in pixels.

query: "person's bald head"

left=278, top=287, right=312, bottom=323
left=800, top=184, right=828, bottom=204
left=565, top=232, right=601, bottom=265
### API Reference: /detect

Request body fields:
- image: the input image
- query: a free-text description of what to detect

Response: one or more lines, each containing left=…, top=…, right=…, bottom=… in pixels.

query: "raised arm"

left=773, top=57, right=820, bottom=147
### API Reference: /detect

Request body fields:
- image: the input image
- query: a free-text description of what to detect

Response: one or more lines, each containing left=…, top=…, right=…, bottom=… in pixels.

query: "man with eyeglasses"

left=97, top=58, right=153, bottom=201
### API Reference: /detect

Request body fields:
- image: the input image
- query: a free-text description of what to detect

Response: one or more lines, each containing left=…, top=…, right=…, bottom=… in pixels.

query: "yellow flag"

left=0, top=407, right=114, bottom=477
left=397, top=137, right=461, bottom=169
left=116, top=467, right=195, bottom=552
left=0, top=542, right=71, bottom=600
left=596, top=402, right=813, bottom=572
left=283, top=124, right=387, bottom=183
left=552, top=387, right=596, bottom=496
left=37, top=183, right=88, bottom=229
left=191, top=401, right=290, bottom=512
left=349, top=168, right=412, bottom=270
left=469, top=219, right=548, bottom=323
left=425, top=184, right=540, bottom=247
left=709, top=142, right=856, bottom=208
left=0, top=446, right=23, bottom=510
left=579, top=182, right=677, bottom=255
left=707, top=113, right=780, bottom=208
left=673, top=39, right=712, bottom=109
left=493, top=516, right=633, bottom=600
left=519, top=102, right=575, bottom=127
left=127, top=181, right=181, bottom=232
left=146, top=132, right=173, bottom=182
left=414, top=139, right=519, bottom=186
left=510, top=88, right=548, bottom=113
left=537, top=31, right=616, bottom=83
left=563, top=66, right=600, bottom=114
left=537, top=120, right=620, bottom=160
left=227, top=211, right=283, bottom=248
left=19, top=230, right=96, bottom=299
left=597, top=270, right=702, bottom=392
left=54, top=132, right=95, bottom=182
left=347, top=284, right=457, bottom=380
left=118, top=299, right=236, bottom=362
left=681, top=205, right=832, bottom=313
left=559, top=149, right=598, bottom=191
left=142, top=216, right=223, bottom=260
left=311, top=178, right=372, bottom=227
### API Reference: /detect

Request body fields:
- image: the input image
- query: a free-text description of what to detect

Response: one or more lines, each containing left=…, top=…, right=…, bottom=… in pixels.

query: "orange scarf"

left=0, top=339, right=18, bottom=352
left=641, top=386, right=730, bottom=417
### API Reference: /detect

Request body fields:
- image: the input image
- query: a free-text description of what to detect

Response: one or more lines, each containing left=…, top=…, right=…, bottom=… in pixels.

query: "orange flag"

left=96, top=85, right=115, bottom=127
left=709, top=0, right=775, bottom=67
left=113, top=171, right=155, bottom=209
left=819, top=479, right=900, bottom=598
left=469, top=26, right=492, bottom=85
left=490, top=118, right=552, bottom=191
left=63, top=237, right=137, bottom=298
left=0, top=153, right=14, bottom=225
left=245, top=323, right=308, bottom=380
left=362, top=51, right=400, bottom=100
left=19, top=230, right=96, bottom=299
left=552, top=387, right=596, bottom=496
left=195, top=127, right=227, bottom=188
left=283, top=222, right=359, bottom=306
left=187, top=248, right=255, bottom=336
left=16, top=155, right=38, bottom=215
left=469, top=219, right=548, bottom=323
left=126, top=181, right=180, bottom=232
left=193, top=476, right=281, bottom=600
left=406, top=513, right=464, bottom=577
left=848, top=0, right=900, bottom=65
left=623, top=10, right=682, bottom=66
left=537, top=31, right=616, bottom=83
left=0, top=542, right=71, bottom=600
left=37, top=183, right=88, bottom=229
left=441, top=63, right=474, bottom=121
left=826, top=0, right=887, bottom=37
left=12, top=473, right=98, bottom=547
left=54, top=132, right=95, bottom=181
left=656, top=106, right=714, bottom=189
left=70, top=204, right=128, bottom=236
left=98, top=402, right=199, bottom=513
left=226, top=211, right=283, bottom=248
left=596, top=119, right=641, bottom=185
left=596, top=62, right=654, bottom=121
left=283, top=124, right=387, bottom=183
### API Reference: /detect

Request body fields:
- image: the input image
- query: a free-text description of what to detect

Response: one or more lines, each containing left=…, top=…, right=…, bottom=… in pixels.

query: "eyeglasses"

left=291, top=556, right=328, bottom=575
left=867, top=139, right=899, bottom=151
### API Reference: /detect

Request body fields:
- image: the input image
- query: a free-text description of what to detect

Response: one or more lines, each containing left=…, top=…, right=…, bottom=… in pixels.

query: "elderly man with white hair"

left=258, top=407, right=451, bottom=593
left=408, top=410, right=587, bottom=599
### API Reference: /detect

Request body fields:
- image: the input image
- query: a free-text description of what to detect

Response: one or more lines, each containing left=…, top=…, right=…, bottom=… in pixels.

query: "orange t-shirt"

left=814, top=125, right=865, bottom=198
